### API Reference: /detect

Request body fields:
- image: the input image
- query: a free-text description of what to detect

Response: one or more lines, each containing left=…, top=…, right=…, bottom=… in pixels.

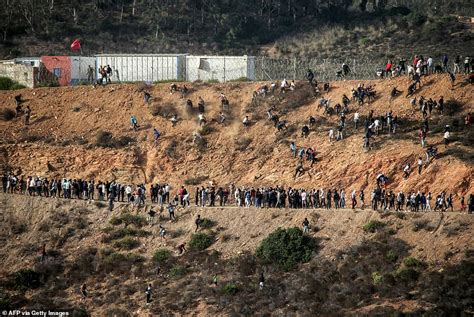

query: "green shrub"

left=112, top=236, right=140, bottom=250
left=222, top=282, right=239, bottom=295
left=255, top=227, right=315, bottom=271
left=394, top=267, right=419, bottom=281
left=386, top=250, right=398, bottom=262
left=37, top=80, right=59, bottom=87
left=189, top=233, right=214, bottom=251
left=110, top=213, right=147, bottom=227
left=363, top=220, right=386, bottom=233
left=0, top=77, right=26, bottom=90
left=169, top=265, right=187, bottom=279
left=11, top=269, right=42, bottom=290
left=102, top=227, right=150, bottom=242
left=153, top=249, right=172, bottom=263
left=200, top=125, right=214, bottom=135
left=0, top=77, right=15, bottom=90
left=1, top=109, right=16, bottom=121
left=200, top=218, right=216, bottom=229
left=403, top=257, right=424, bottom=268
left=372, top=272, right=383, bottom=286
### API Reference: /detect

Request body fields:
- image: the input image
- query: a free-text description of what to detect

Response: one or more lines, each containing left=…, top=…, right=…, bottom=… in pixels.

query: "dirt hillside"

left=0, top=74, right=473, bottom=198
left=0, top=193, right=473, bottom=315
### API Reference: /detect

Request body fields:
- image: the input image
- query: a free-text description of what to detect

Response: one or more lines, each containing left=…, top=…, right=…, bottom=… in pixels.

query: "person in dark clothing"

left=195, top=214, right=201, bottom=232
left=80, top=283, right=87, bottom=300
left=306, top=69, right=315, bottom=85
left=259, top=272, right=265, bottom=290
left=145, top=283, right=152, bottom=304
left=302, top=218, right=310, bottom=233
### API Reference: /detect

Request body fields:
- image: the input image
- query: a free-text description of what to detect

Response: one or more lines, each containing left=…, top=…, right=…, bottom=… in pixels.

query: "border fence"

left=255, top=57, right=382, bottom=82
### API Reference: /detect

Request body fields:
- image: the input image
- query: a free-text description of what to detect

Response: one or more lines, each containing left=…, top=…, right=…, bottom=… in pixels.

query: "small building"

left=0, top=59, right=38, bottom=88
left=185, top=55, right=256, bottom=82
left=40, top=56, right=96, bottom=86
left=95, top=54, right=186, bottom=83
left=14, top=57, right=41, bottom=68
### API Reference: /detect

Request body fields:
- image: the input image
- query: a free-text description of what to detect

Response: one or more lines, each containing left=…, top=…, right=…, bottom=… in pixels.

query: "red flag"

left=70, top=39, right=81, bottom=51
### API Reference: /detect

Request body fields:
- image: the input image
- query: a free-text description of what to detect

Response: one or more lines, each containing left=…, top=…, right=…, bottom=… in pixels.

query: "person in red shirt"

left=386, top=60, right=393, bottom=77
left=465, top=113, right=472, bottom=128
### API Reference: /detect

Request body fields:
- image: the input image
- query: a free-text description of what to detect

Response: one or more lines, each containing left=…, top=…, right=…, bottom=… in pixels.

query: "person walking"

left=145, top=283, right=152, bottom=304
left=302, top=218, right=310, bottom=234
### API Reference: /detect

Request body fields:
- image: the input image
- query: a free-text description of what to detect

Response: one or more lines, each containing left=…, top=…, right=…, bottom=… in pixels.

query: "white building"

left=95, top=54, right=186, bottom=82
left=185, top=55, right=256, bottom=82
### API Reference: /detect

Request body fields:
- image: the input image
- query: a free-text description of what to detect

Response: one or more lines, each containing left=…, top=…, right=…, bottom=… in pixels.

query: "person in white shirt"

left=198, top=113, right=206, bottom=126
left=329, top=128, right=334, bottom=142
left=354, top=112, right=360, bottom=129
left=242, top=115, right=250, bottom=127
left=417, top=157, right=423, bottom=175
left=444, top=130, right=450, bottom=148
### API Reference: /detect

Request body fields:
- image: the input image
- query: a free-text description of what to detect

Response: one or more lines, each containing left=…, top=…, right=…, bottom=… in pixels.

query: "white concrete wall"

left=0, top=63, right=37, bottom=88
left=185, top=56, right=256, bottom=82
left=95, top=54, right=186, bottom=82
left=70, top=56, right=96, bottom=84
left=14, top=58, right=41, bottom=68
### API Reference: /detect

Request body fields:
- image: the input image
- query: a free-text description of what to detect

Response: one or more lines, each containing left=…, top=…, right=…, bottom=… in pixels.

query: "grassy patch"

left=363, top=220, right=386, bottom=233
left=110, top=213, right=147, bottom=228
left=153, top=249, right=172, bottom=263
left=200, top=218, right=217, bottom=229
left=169, top=265, right=187, bottom=279
left=112, top=236, right=140, bottom=250
left=221, top=282, right=239, bottom=295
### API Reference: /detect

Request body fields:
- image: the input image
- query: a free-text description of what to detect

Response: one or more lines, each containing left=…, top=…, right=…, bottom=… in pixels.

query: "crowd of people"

left=2, top=174, right=473, bottom=213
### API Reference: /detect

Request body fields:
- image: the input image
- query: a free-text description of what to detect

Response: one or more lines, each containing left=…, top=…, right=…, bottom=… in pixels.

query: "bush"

left=412, top=219, right=435, bottom=232
left=386, top=250, right=398, bottom=262
left=1, top=108, right=16, bottom=121
left=222, top=282, right=239, bottom=295
left=363, top=220, right=386, bottom=233
left=255, top=227, right=315, bottom=271
left=403, top=257, right=424, bottom=268
left=371, top=272, right=383, bottom=286
left=200, top=218, right=216, bottom=229
left=37, top=80, right=59, bottom=87
left=102, top=227, right=150, bottom=242
left=153, top=249, right=172, bottom=263
left=200, top=125, right=214, bottom=135
left=11, top=269, right=41, bottom=290
left=0, top=77, right=26, bottom=90
left=169, top=265, right=187, bottom=279
left=112, top=236, right=140, bottom=250
left=184, top=175, right=209, bottom=185
left=394, top=267, right=419, bottom=281
left=109, top=213, right=147, bottom=227
left=189, top=233, right=214, bottom=251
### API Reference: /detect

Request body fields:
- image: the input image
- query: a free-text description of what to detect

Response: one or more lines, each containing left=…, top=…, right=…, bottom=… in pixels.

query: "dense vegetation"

left=0, top=0, right=472, bottom=59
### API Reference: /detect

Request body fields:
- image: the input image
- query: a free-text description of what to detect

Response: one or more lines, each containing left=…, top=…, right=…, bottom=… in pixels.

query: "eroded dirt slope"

left=0, top=75, right=473, bottom=197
